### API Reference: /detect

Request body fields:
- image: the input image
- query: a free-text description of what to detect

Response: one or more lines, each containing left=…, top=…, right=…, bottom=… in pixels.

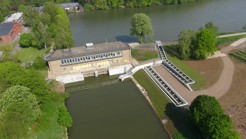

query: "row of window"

left=61, top=51, right=122, bottom=65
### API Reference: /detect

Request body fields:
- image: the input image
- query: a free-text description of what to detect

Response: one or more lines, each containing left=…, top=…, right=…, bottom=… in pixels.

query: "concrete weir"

left=56, top=74, right=84, bottom=84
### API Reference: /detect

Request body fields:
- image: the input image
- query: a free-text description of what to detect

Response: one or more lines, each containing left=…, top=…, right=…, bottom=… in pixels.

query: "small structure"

left=0, top=22, right=22, bottom=44
left=60, top=3, right=83, bottom=12
left=4, top=12, right=23, bottom=24
left=34, top=2, right=83, bottom=13
left=45, top=42, right=132, bottom=83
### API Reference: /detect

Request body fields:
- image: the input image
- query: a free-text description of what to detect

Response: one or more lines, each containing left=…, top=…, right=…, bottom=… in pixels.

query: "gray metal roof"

left=0, top=22, right=13, bottom=36
left=60, top=3, right=80, bottom=8
left=45, top=42, right=130, bottom=61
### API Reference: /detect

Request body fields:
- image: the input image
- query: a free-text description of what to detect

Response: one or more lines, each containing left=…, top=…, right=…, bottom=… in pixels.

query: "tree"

left=32, top=56, right=47, bottom=70
left=205, top=22, right=218, bottom=34
left=190, top=95, right=223, bottom=126
left=190, top=95, right=240, bottom=139
left=130, top=13, right=153, bottom=43
left=0, top=62, right=49, bottom=102
left=19, top=33, right=33, bottom=47
left=195, top=28, right=217, bottom=59
left=178, top=29, right=196, bottom=60
left=0, top=85, right=40, bottom=138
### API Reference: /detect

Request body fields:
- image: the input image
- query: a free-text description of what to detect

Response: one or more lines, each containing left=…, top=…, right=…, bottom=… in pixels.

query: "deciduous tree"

left=130, top=13, right=153, bottom=43
left=178, top=29, right=196, bottom=60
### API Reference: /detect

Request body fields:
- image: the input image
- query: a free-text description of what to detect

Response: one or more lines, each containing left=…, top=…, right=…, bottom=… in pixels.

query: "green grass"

left=131, top=48, right=158, bottom=61
left=217, top=34, right=246, bottom=46
left=32, top=101, right=65, bottom=139
left=167, top=54, right=208, bottom=91
left=230, top=50, right=246, bottom=63
left=133, top=70, right=201, bottom=139
left=134, top=70, right=170, bottom=119
left=17, top=47, right=46, bottom=62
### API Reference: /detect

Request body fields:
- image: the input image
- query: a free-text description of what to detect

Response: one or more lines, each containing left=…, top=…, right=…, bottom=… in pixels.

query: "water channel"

left=69, top=0, right=246, bottom=46
left=66, top=76, right=169, bottom=139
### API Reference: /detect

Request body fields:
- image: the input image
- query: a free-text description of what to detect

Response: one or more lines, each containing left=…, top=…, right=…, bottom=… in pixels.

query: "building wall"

left=0, top=35, right=12, bottom=44
left=48, top=49, right=131, bottom=79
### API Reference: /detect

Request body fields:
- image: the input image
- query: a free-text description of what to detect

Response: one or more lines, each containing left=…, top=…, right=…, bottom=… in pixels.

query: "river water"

left=69, top=0, right=246, bottom=46
left=66, top=76, right=169, bottom=139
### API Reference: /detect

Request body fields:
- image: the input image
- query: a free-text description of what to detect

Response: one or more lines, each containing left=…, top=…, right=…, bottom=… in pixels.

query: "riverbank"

left=83, top=0, right=201, bottom=11
left=130, top=77, right=172, bottom=139
left=133, top=70, right=201, bottom=138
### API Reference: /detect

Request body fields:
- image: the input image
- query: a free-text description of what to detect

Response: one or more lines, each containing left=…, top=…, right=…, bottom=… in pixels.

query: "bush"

left=0, top=14, right=4, bottom=22
left=32, top=56, right=47, bottom=70
left=19, top=33, right=33, bottom=48
left=84, top=3, right=95, bottom=11
left=58, top=105, right=72, bottom=128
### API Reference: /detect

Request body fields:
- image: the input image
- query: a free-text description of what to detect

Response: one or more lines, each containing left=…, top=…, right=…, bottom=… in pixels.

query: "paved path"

left=217, top=32, right=246, bottom=38
left=154, top=56, right=234, bottom=104
left=152, top=39, right=246, bottom=104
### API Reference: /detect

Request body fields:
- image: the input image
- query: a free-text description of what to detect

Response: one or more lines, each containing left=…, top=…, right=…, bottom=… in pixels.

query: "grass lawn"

left=131, top=48, right=158, bottom=61
left=230, top=50, right=246, bottom=63
left=32, top=101, right=65, bottom=139
left=217, top=34, right=246, bottom=46
left=17, top=47, right=46, bottom=62
left=166, top=54, right=208, bottom=91
left=134, top=70, right=201, bottom=139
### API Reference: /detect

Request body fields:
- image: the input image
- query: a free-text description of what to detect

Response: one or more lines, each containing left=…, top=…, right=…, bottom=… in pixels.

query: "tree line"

left=0, top=62, right=72, bottom=138
left=79, top=0, right=201, bottom=11
left=0, top=0, right=71, bottom=22
left=177, top=22, right=218, bottom=60
left=19, top=2, right=74, bottom=49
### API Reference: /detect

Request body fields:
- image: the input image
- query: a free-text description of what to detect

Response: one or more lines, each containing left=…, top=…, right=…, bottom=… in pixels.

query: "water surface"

left=66, top=78, right=169, bottom=139
left=69, top=0, right=246, bottom=46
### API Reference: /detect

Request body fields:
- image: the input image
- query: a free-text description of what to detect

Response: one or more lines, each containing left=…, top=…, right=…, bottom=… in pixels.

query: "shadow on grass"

left=165, top=103, right=202, bottom=139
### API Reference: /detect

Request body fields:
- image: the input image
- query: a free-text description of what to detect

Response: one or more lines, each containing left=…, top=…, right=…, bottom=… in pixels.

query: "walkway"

left=154, top=56, right=234, bottom=104
left=153, top=40, right=243, bottom=104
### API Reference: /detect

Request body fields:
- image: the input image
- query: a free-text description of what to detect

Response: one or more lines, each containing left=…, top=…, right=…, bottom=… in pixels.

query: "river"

left=69, top=0, right=246, bottom=46
left=66, top=76, right=169, bottom=139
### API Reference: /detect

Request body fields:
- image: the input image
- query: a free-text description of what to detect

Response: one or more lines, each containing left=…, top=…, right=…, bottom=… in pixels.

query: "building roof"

left=34, top=3, right=80, bottom=12
left=0, top=22, right=13, bottom=36
left=45, top=42, right=130, bottom=61
left=60, top=3, right=80, bottom=8
left=4, top=12, right=23, bottom=23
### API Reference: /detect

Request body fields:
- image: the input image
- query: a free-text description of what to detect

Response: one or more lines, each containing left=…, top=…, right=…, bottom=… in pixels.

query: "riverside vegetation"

left=0, top=1, right=74, bottom=138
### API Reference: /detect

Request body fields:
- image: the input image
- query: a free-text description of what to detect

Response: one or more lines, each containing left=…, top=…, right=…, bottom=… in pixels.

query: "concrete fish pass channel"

left=119, top=41, right=195, bottom=107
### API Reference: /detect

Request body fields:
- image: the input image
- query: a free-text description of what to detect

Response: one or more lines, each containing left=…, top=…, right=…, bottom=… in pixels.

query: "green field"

left=217, top=34, right=246, bottom=46
left=133, top=70, right=201, bottom=139
left=33, top=101, right=65, bottom=139
left=166, top=54, right=208, bottom=91
left=131, top=48, right=158, bottom=61
left=230, top=50, right=246, bottom=63
left=17, top=47, right=46, bottom=62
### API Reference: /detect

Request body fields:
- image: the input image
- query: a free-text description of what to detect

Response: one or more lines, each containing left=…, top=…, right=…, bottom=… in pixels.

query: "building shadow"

left=165, top=103, right=202, bottom=139
left=115, top=35, right=137, bottom=43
